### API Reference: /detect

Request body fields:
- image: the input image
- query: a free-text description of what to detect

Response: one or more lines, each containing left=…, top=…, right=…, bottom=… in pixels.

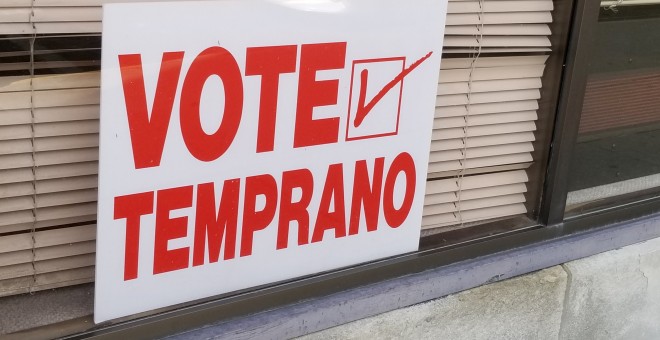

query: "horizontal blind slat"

left=423, top=193, right=526, bottom=215
left=0, top=266, right=94, bottom=297
left=443, top=36, right=551, bottom=48
left=444, top=24, right=551, bottom=36
left=447, top=0, right=553, bottom=13
left=422, top=203, right=527, bottom=228
left=426, top=170, right=529, bottom=194
left=433, top=121, right=537, bottom=140
left=431, top=132, right=535, bottom=152
left=425, top=183, right=527, bottom=205
left=440, top=55, right=548, bottom=69
left=440, top=65, right=545, bottom=83
left=437, top=89, right=540, bottom=106
left=0, top=241, right=95, bottom=267
left=434, top=111, right=538, bottom=129
left=430, top=142, right=534, bottom=163
left=429, top=163, right=532, bottom=180
left=35, top=162, right=98, bottom=180
left=436, top=100, right=539, bottom=118
left=438, top=77, right=542, bottom=95
left=428, top=153, right=533, bottom=174
left=36, top=189, right=97, bottom=208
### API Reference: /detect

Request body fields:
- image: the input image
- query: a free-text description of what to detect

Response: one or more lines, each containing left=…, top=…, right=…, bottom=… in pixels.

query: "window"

left=0, top=0, right=556, bottom=299
left=566, top=3, right=660, bottom=213
left=2, top=0, right=658, bottom=337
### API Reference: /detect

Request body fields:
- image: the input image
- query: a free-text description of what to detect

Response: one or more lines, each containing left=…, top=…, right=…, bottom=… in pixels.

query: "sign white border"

left=97, top=0, right=447, bottom=323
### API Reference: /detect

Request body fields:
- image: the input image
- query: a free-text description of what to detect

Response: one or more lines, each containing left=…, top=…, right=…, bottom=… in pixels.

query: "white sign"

left=97, top=0, right=447, bottom=323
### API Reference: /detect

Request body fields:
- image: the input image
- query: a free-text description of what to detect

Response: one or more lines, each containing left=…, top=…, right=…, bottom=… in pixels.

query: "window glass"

left=566, top=4, right=660, bottom=210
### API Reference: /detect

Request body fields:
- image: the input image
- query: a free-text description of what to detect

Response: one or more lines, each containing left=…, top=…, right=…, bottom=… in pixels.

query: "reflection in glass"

left=567, top=4, right=660, bottom=209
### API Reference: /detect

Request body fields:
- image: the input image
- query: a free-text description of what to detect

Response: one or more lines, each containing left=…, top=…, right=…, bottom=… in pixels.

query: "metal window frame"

left=538, top=0, right=602, bottom=225
left=538, top=0, right=660, bottom=225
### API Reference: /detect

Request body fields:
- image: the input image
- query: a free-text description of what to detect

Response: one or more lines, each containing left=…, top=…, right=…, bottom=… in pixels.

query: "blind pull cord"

left=28, top=0, right=38, bottom=294
left=456, top=0, right=485, bottom=227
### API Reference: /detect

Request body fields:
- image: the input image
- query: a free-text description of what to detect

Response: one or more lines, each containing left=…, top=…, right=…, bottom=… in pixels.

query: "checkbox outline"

left=345, top=56, right=406, bottom=142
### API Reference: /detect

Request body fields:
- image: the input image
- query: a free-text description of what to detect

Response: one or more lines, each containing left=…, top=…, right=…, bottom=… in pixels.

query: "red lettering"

left=192, top=180, right=240, bottom=266
left=348, top=158, right=384, bottom=235
left=383, top=152, right=416, bottom=228
left=180, top=46, right=243, bottom=162
left=154, top=186, right=193, bottom=274
left=245, top=45, right=298, bottom=153
left=114, top=192, right=154, bottom=281
left=294, top=42, right=347, bottom=148
left=118, top=52, right=184, bottom=169
left=312, top=163, right=346, bottom=242
left=240, top=174, right=278, bottom=257
left=277, top=169, right=313, bottom=250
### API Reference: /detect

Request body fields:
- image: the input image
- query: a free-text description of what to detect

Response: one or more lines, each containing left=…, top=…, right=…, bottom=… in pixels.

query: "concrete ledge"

left=301, top=266, right=567, bottom=340
left=302, top=237, right=660, bottom=340
left=560, top=237, right=660, bottom=339
left=162, top=214, right=660, bottom=340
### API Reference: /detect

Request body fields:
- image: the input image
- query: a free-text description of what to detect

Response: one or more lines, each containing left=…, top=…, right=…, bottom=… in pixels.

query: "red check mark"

left=353, top=51, right=433, bottom=127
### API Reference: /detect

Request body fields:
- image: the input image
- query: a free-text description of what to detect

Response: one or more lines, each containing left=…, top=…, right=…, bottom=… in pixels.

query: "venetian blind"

left=0, top=0, right=552, bottom=295
left=423, top=0, right=551, bottom=233
left=0, top=33, right=99, bottom=295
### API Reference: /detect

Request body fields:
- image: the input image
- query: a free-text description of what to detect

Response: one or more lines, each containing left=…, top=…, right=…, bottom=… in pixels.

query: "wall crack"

left=557, top=264, right=573, bottom=340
